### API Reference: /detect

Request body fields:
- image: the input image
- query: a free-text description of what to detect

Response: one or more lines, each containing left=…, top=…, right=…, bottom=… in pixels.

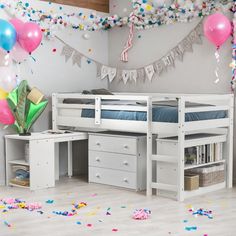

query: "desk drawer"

left=89, top=135, right=137, bottom=155
left=89, top=151, right=137, bottom=172
left=89, top=167, right=136, bottom=189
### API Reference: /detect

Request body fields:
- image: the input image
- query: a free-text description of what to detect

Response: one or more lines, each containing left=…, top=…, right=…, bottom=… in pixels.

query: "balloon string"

left=214, top=49, right=220, bottom=84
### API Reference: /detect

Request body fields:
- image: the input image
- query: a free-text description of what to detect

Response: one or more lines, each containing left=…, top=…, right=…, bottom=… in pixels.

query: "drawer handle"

left=95, top=157, right=100, bottom=162
left=123, top=145, right=129, bottom=149
left=123, top=178, right=128, bottom=183
left=96, top=142, right=101, bottom=146
left=123, top=161, right=128, bottom=166
left=95, top=173, right=100, bottom=178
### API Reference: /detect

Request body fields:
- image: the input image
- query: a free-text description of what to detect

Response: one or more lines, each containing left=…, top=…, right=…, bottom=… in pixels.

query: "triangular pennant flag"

left=108, top=67, right=117, bottom=83
left=122, top=70, right=130, bottom=84
left=96, top=63, right=102, bottom=78
left=171, top=46, right=184, bottom=61
left=145, top=65, right=155, bottom=81
left=129, top=70, right=138, bottom=83
left=180, top=38, right=193, bottom=52
left=188, top=30, right=202, bottom=45
left=61, top=45, right=74, bottom=62
left=154, top=60, right=165, bottom=75
left=101, top=65, right=109, bottom=80
left=162, top=53, right=175, bottom=68
left=72, top=51, right=82, bottom=67
left=137, top=68, right=145, bottom=82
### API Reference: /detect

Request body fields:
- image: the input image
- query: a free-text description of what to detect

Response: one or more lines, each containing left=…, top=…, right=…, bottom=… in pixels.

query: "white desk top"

left=5, top=131, right=88, bottom=141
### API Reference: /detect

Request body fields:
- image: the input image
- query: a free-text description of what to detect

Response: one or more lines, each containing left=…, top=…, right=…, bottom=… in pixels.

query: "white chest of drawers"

left=88, top=132, right=147, bottom=191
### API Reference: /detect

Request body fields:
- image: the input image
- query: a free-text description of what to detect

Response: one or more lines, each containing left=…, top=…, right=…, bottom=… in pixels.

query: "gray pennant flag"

left=195, top=22, right=203, bottom=36
left=180, top=38, right=193, bottom=53
left=188, top=30, right=202, bottom=45
left=162, top=54, right=175, bottom=68
left=137, top=68, right=145, bottom=82
left=72, top=51, right=82, bottom=67
left=154, top=60, right=166, bottom=75
left=61, top=45, right=74, bottom=62
left=96, top=63, right=102, bottom=78
left=171, top=46, right=184, bottom=61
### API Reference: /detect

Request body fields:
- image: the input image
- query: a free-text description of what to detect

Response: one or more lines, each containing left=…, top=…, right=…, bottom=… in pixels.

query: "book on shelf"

left=185, top=142, right=223, bottom=166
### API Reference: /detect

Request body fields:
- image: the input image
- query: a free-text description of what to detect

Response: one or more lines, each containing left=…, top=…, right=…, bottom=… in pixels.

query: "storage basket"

left=187, top=164, right=225, bottom=187
left=184, top=173, right=199, bottom=191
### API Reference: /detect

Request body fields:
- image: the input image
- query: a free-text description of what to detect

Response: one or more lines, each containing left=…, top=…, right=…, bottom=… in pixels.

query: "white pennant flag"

left=108, top=67, right=117, bottom=83
left=122, top=70, right=130, bottom=84
left=101, top=65, right=109, bottom=80
left=145, top=65, right=155, bottom=81
left=130, top=70, right=138, bottom=83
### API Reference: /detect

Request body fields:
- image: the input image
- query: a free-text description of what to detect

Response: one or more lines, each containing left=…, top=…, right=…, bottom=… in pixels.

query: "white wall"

left=0, top=0, right=108, bottom=184
left=108, top=0, right=236, bottom=181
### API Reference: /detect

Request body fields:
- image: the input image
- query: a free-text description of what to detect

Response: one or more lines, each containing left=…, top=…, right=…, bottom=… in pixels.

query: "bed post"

left=52, top=93, right=58, bottom=131
left=177, top=97, right=185, bottom=201
left=226, top=94, right=234, bottom=188
left=146, top=96, right=153, bottom=196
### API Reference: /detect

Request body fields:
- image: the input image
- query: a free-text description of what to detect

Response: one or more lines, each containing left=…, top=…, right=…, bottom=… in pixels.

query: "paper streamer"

left=121, top=23, right=134, bottom=62
left=214, top=50, right=220, bottom=84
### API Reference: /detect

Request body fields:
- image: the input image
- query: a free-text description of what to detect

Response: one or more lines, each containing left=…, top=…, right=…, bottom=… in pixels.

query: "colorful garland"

left=1, top=0, right=232, bottom=37
left=231, top=0, right=236, bottom=90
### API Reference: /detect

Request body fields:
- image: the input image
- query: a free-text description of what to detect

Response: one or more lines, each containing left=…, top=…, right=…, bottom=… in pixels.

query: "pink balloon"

left=0, top=67, right=17, bottom=92
left=11, top=42, right=28, bottom=63
left=9, top=18, right=24, bottom=38
left=18, top=22, right=43, bottom=53
left=0, top=99, right=15, bottom=125
left=204, top=13, right=232, bottom=48
left=0, top=48, right=12, bottom=67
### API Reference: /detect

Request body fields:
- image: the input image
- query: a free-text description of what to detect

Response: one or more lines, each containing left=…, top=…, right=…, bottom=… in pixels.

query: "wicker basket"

left=187, top=164, right=225, bottom=187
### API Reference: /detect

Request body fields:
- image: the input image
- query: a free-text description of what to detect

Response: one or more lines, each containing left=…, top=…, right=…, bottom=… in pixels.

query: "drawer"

left=89, top=167, right=137, bottom=189
left=89, top=135, right=137, bottom=155
left=89, top=151, right=137, bottom=172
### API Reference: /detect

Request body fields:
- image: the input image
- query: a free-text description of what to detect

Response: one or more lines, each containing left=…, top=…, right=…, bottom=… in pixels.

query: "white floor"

left=0, top=177, right=235, bottom=236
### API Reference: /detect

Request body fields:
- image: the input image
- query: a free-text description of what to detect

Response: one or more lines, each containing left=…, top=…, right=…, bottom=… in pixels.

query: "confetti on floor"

left=112, top=228, right=118, bottom=232
left=46, top=200, right=54, bottom=204
left=185, top=226, right=197, bottom=231
left=3, top=221, right=12, bottom=228
left=87, top=224, right=92, bottom=227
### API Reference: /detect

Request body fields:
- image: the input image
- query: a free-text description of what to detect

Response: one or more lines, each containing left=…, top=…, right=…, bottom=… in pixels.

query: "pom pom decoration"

left=132, top=209, right=151, bottom=220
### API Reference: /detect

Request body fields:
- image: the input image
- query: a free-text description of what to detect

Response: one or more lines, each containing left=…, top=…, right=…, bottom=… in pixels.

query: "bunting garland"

left=58, top=20, right=203, bottom=84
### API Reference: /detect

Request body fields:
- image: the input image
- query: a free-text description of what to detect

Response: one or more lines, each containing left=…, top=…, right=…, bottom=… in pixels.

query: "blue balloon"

left=0, top=19, right=17, bottom=51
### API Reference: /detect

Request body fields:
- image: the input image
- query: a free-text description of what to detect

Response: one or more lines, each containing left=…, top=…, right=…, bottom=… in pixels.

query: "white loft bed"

left=52, top=93, right=234, bottom=201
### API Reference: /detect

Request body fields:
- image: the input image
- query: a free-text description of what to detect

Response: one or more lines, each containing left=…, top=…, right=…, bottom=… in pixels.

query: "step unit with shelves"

left=154, top=133, right=230, bottom=200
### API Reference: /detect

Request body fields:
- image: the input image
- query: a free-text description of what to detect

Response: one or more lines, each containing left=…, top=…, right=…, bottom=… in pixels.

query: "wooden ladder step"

left=151, top=182, right=178, bottom=192
left=152, top=155, right=177, bottom=163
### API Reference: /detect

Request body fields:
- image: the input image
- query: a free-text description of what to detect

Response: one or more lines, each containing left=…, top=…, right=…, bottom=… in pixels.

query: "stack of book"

left=10, top=165, right=30, bottom=187
left=185, top=143, right=223, bottom=165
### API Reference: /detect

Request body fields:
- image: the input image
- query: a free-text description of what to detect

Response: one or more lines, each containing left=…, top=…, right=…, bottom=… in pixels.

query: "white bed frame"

left=52, top=93, right=234, bottom=201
